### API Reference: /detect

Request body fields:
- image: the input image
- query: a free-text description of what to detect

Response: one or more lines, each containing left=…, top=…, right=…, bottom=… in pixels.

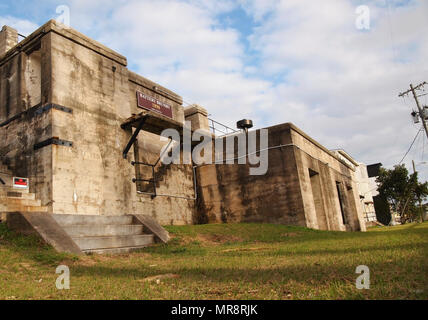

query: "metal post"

left=410, top=84, right=428, bottom=140
left=151, top=165, right=157, bottom=199
left=399, top=82, right=428, bottom=140
left=123, top=116, right=147, bottom=159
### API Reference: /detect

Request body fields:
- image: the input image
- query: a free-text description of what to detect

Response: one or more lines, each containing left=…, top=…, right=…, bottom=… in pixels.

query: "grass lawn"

left=0, top=221, right=427, bottom=300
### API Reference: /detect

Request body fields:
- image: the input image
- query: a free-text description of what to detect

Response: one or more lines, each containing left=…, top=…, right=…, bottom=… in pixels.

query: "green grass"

left=0, top=222, right=427, bottom=300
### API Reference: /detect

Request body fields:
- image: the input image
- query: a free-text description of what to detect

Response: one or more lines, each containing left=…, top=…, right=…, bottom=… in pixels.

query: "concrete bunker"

left=1, top=20, right=366, bottom=237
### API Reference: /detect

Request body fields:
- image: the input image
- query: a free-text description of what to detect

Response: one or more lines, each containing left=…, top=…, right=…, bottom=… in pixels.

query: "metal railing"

left=132, top=161, right=157, bottom=199
left=208, top=118, right=238, bottom=137
left=131, top=139, right=174, bottom=198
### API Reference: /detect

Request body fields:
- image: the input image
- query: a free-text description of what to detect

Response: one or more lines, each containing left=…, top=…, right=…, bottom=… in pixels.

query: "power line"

left=415, top=129, right=423, bottom=163
left=399, top=128, right=423, bottom=165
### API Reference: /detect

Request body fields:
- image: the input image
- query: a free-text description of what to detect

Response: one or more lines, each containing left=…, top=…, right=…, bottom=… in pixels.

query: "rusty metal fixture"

left=237, top=119, right=253, bottom=134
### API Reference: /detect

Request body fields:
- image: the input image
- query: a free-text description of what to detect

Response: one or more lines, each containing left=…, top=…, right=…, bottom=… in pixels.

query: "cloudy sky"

left=1, top=0, right=427, bottom=180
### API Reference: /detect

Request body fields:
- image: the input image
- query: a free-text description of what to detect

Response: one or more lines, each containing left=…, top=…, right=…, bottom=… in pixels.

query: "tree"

left=376, top=165, right=428, bottom=224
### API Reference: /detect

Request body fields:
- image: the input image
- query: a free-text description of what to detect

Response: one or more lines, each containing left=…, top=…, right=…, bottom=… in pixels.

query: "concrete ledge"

left=5, top=212, right=82, bottom=255
left=184, top=104, right=208, bottom=117
left=0, top=19, right=127, bottom=66
left=133, top=215, right=170, bottom=244
left=128, top=71, right=183, bottom=105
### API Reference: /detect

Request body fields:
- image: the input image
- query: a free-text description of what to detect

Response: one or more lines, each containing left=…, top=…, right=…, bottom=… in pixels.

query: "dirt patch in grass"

left=139, top=274, right=180, bottom=283
left=170, top=233, right=243, bottom=246
left=281, top=232, right=301, bottom=238
left=196, top=234, right=243, bottom=245
left=221, top=247, right=268, bottom=253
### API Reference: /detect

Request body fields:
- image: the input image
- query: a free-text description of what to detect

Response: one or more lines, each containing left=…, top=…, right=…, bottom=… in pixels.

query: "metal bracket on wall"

left=122, top=116, right=148, bottom=159
left=0, top=103, right=73, bottom=128
left=34, top=138, right=73, bottom=151
left=34, top=103, right=73, bottom=115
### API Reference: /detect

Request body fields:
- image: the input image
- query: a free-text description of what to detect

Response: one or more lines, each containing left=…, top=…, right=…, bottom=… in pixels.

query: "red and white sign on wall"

left=136, top=91, right=173, bottom=119
left=13, top=177, right=29, bottom=189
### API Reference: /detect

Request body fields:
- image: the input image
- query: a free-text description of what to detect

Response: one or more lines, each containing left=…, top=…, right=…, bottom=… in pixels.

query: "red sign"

left=13, top=177, right=29, bottom=189
left=137, top=92, right=173, bottom=119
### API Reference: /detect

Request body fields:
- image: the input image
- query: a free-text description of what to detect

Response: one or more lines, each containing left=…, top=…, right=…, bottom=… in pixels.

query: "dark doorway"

left=309, top=169, right=328, bottom=230
left=336, top=182, right=347, bottom=225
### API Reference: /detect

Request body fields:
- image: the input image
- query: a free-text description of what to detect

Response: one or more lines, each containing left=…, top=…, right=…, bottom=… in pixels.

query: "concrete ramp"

left=5, top=212, right=82, bottom=255
left=133, top=214, right=170, bottom=243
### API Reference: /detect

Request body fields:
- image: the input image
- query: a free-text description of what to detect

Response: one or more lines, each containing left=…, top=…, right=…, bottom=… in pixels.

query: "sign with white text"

left=137, top=91, right=173, bottom=119
left=13, top=177, right=29, bottom=189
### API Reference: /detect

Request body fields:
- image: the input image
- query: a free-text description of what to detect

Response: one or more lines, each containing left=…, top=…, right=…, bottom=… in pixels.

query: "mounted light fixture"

left=237, top=119, right=254, bottom=134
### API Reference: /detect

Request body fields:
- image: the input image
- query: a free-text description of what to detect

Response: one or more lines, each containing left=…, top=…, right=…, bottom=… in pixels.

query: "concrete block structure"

left=0, top=20, right=367, bottom=252
left=331, top=150, right=379, bottom=227
left=197, top=124, right=366, bottom=231
left=0, top=20, right=195, bottom=225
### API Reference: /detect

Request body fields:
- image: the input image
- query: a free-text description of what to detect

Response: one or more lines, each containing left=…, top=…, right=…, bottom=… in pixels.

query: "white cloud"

left=77, top=0, right=272, bottom=124
left=0, top=16, right=38, bottom=36
left=241, top=0, right=428, bottom=173
left=3, top=0, right=428, bottom=179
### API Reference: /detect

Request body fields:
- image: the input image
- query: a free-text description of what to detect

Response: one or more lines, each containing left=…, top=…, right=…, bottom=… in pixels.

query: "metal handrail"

left=130, top=138, right=175, bottom=198
left=208, top=118, right=238, bottom=137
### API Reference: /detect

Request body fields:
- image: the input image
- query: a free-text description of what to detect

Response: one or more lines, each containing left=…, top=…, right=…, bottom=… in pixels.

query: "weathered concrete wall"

left=0, top=26, right=18, bottom=57
left=1, top=20, right=366, bottom=230
left=196, top=123, right=366, bottom=231
left=196, top=126, right=307, bottom=226
left=0, top=31, right=53, bottom=207
left=0, top=53, right=22, bottom=122
left=45, top=21, right=194, bottom=224
left=1, top=20, right=195, bottom=225
left=289, top=125, right=365, bottom=231
left=184, top=104, right=210, bottom=133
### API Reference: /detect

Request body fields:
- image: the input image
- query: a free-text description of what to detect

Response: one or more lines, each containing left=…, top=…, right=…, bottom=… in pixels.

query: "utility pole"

left=399, top=82, right=428, bottom=139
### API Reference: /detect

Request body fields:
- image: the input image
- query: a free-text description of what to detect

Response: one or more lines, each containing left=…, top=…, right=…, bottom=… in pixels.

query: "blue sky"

left=1, top=0, right=428, bottom=180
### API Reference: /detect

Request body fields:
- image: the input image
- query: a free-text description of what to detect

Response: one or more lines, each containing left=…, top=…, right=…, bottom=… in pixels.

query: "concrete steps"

left=53, top=214, right=133, bottom=226
left=2, top=198, right=42, bottom=206
left=0, top=161, right=48, bottom=215
left=74, top=234, right=154, bottom=251
left=82, top=246, right=150, bottom=255
left=0, top=189, right=34, bottom=199
left=63, top=224, right=143, bottom=237
left=52, top=214, right=155, bottom=254
left=0, top=204, right=48, bottom=212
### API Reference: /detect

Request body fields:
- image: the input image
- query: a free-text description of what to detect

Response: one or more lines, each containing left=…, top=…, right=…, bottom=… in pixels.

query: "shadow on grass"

left=219, top=242, right=428, bottom=258
left=165, top=222, right=428, bottom=247
left=67, top=258, right=427, bottom=299
left=144, top=225, right=428, bottom=257
left=0, top=223, right=76, bottom=265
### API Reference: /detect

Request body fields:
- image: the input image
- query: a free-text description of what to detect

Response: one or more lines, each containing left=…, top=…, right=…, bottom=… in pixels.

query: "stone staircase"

left=0, top=163, right=48, bottom=214
left=52, top=214, right=156, bottom=254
